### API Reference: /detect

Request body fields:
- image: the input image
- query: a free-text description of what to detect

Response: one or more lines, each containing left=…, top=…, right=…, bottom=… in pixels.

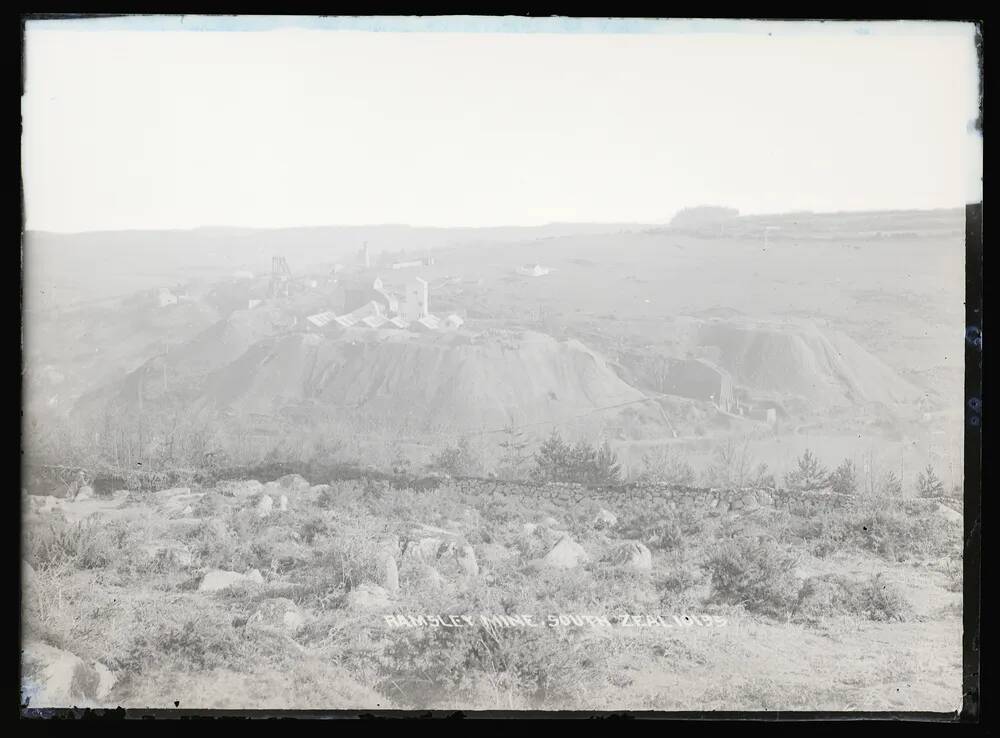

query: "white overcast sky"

left=22, top=18, right=982, bottom=232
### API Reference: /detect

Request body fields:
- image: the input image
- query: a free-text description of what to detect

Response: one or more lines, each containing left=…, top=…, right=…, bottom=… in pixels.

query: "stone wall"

left=23, top=463, right=961, bottom=516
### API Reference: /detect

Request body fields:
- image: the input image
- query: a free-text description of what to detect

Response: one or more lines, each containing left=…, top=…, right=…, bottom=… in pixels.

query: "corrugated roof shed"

left=306, top=310, right=337, bottom=328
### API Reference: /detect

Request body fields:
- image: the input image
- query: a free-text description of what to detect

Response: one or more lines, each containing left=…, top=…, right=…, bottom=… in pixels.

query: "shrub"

left=654, top=558, right=704, bottom=609
left=316, top=524, right=385, bottom=592
left=942, top=556, right=963, bottom=593
left=121, top=614, right=242, bottom=673
left=532, top=431, right=622, bottom=486
left=784, top=449, right=829, bottom=491
left=429, top=437, right=482, bottom=477
left=636, top=446, right=696, bottom=486
left=783, top=503, right=960, bottom=562
left=377, top=621, right=603, bottom=709
left=851, top=507, right=959, bottom=561
left=795, top=573, right=912, bottom=622
left=702, top=437, right=757, bottom=488
left=588, top=441, right=623, bottom=486
left=26, top=518, right=136, bottom=571
left=916, top=465, right=946, bottom=498
left=300, top=514, right=329, bottom=545
left=705, top=537, right=800, bottom=618
left=828, top=459, right=858, bottom=495
left=748, top=462, right=777, bottom=490
left=880, top=471, right=903, bottom=498
left=795, top=573, right=862, bottom=620
left=615, top=497, right=704, bottom=552
left=496, top=424, right=532, bottom=481
left=855, top=573, right=912, bottom=622
left=477, top=493, right=539, bottom=526
left=180, top=517, right=229, bottom=562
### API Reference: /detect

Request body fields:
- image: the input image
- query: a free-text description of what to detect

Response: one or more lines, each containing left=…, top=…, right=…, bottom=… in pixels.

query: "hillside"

left=78, top=328, right=668, bottom=441
left=691, top=318, right=924, bottom=407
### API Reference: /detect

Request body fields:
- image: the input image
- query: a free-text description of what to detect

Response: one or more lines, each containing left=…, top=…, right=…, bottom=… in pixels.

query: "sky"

left=21, top=17, right=982, bottom=232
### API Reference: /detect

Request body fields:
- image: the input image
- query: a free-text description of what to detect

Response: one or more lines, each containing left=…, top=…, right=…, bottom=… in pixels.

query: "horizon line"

left=22, top=204, right=970, bottom=237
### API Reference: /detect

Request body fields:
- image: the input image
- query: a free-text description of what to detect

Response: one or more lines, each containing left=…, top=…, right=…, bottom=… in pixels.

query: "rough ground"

left=21, top=478, right=964, bottom=712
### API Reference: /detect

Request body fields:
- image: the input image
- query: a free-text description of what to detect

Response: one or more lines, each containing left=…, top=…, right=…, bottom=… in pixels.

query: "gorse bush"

left=654, top=559, right=704, bottom=609
left=855, top=573, right=912, bottom=622
left=428, top=437, right=482, bottom=477
left=705, top=537, right=800, bottom=618
left=376, top=621, right=601, bottom=709
left=122, top=615, right=242, bottom=673
left=795, top=573, right=912, bottom=622
left=795, top=574, right=861, bottom=620
left=615, top=496, right=704, bottom=552
left=27, top=518, right=137, bottom=571
left=300, top=514, right=329, bottom=545
left=782, top=502, right=960, bottom=562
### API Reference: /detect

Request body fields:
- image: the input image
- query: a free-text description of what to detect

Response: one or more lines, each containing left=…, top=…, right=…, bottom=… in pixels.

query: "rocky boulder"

left=256, top=494, right=274, bottom=518
left=22, top=561, right=38, bottom=609
left=383, top=555, right=400, bottom=592
left=219, top=479, right=264, bottom=498
left=454, top=543, right=479, bottom=577
left=420, top=565, right=447, bottom=590
left=157, top=488, right=204, bottom=516
left=201, top=517, right=232, bottom=541
left=277, top=474, right=311, bottom=493
left=402, top=537, right=445, bottom=563
left=540, top=536, right=590, bottom=569
left=26, top=495, right=63, bottom=515
left=245, top=598, right=305, bottom=635
left=517, top=523, right=564, bottom=559
left=476, top=542, right=517, bottom=566
left=141, top=542, right=195, bottom=571
left=346, top=583, right=393, bottom=611
left=935, top=503, right=963, bottom=526
left=21, top=641, right=116, bottom=708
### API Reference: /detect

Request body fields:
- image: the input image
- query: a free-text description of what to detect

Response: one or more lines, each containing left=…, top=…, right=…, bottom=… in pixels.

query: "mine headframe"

left=269, top=256, right=293, bottom=297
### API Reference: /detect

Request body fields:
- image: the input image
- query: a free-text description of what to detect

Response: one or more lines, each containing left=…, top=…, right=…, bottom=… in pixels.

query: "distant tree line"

left=26, top=398, right=954, bottom=500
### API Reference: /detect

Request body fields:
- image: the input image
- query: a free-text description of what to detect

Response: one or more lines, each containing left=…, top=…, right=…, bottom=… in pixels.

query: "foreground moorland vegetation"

left=21, top=445, right=964, bottom=711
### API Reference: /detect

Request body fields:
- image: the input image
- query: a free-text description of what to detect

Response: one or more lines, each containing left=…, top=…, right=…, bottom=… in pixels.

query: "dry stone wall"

left=24, top=464, right=961, bottom=516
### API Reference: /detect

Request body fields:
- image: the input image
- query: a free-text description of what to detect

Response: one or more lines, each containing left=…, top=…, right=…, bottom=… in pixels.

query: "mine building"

left=343, top=277, right=399, bottom=315
left=517, top=264, right=550, bottom=277
left=662, top=357, right=735, bottom=413
left=391, top=259, right=424, bottom=270
left=157, top=287, right=179, bottom=307
left=401, top=277, right=429, bottom=321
